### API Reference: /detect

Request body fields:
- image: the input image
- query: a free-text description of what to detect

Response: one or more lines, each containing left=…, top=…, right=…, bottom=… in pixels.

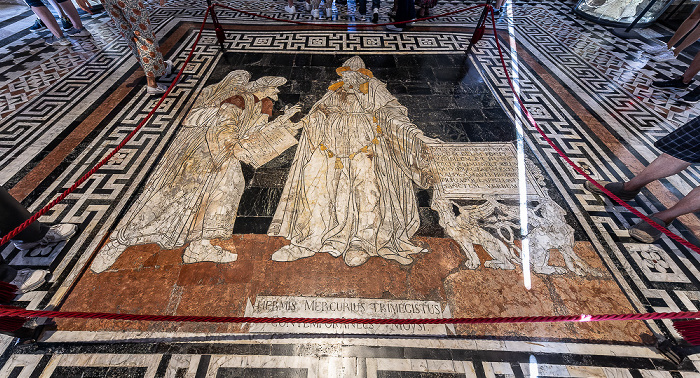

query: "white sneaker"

left=163, top=60, right=173, bottom=76
left=652, top=51, right=677, bottom=62
left=312, top=9, right=320, bottom=18
left=13, top=224, right=77, bottom=251
left=644, top=44, right=670, bottom=55
left=9, top=269, right=48, bottom=294
left=67, top=27, right=91, bottom=37
left=305, top=1, right=311, bottom=11
left=285, top=5, right=296, bottom=13
left=386, top=24, right=403, bottom=32
left=359, top=14, right=366, bottom=21
left=147, top=83, right=169, bottom=95
left=45, top=35, right=71, bottom=46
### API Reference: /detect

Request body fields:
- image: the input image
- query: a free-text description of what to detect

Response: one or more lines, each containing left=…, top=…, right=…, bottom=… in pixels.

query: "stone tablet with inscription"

left=244, top=296, right=452, bottom=335
left=427, top=142, right=543, bottom=199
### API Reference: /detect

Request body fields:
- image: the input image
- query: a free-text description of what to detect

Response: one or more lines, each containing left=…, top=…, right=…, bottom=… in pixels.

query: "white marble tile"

left=426, top=359, right=456, bottom=372
left=639, top=369, right=674, bottom=378
left=0, top=354, right=44, bottom=378
left=567, top=365, right=606, bottom=377
left=603, top=367, right=634, bottom=378
left=374, top=357, right=412, bottom=372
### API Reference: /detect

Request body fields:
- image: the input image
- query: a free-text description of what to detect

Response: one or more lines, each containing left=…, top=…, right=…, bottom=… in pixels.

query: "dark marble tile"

left=237, top=187, right=283, bottom=217
left=50, top=366, right=147, bottom=378
left=416, top=208, right=445, bottom=238
left=232, top=217, right=273, bottom=234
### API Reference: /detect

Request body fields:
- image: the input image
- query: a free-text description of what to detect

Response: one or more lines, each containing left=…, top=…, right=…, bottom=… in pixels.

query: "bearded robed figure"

left=269, top=56, right=435, bottom=266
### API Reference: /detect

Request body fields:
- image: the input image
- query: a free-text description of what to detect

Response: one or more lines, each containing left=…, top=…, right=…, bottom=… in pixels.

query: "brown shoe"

left=584, top=180, right=640, bottom=201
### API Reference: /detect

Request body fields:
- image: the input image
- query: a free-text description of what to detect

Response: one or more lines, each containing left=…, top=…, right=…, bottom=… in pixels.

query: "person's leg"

left=55, top=0, right=84, bottom=29
left=105, top=0, right=164, bottom=88
left=358, top=0, right=367, bottom=16
left=668, top=4, right=700, bottom=51
left=623, top=153, right=692, bottom=192
left=30, top=5, right=64, bottom=38
left=0, top=188, right=48, bottom=244
left=46, top=0, right=66, bottom=17
left=653, top=186, right=700, bottom=224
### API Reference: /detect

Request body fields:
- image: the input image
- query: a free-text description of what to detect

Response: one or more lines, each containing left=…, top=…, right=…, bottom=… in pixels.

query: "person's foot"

left=359, top=14, right=366, bottom=21
left=60, top=16, right=73, bottom=31
left=651, top=76, right=691, bottom=89
left=285, top=4, right=296, bottom=13
left=44, top=36, right=71, bottom=46
left=680, top=86, right=700, bottom=103
left=386, top=24, right=403, bottom=32
left=29, top=18, right=45, bottom=32
left=651, top=51, right=677, bottom=62
left=13, top=224, right=78, bottom=251
left=182, top=239, right=237, bottom=264
left=344, top=248, right=371, bottom=266
left=66, top=27, right=91, bottom=37
left=372, top=8, right=379, bottom=23
left=163, top=60, right=173, bottom=76
left=628, top=216, right=666, bottom=243
left=146, top=83, right=169, bottom=95
left=583, top=180, right=641, bottom=201
left=9, top=269, right=49, bottom=294
left=271, top=244, right=316, bottom=262
left=312, top=9, right=320, bottom=18
left=644, top=44, right=671, bottom=55
left=91, top=240, right=127, bottom=273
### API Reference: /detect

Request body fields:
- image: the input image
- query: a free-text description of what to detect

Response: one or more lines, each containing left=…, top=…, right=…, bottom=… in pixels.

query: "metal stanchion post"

left=207, top=0, right=227, bottom=51
left=465, top=0, right=494, bottom=57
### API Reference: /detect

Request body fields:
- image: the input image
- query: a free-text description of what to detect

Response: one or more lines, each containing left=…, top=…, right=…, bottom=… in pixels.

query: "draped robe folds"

left=269, top=77, right=433, bottom=264
left=111, top=93, right=268, bottom=251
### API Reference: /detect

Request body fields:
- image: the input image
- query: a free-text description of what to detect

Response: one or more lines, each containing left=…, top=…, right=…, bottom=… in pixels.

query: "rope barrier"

left=0, top=306, right=698, bottom=325
left=0, top=2, right=698, bottom=340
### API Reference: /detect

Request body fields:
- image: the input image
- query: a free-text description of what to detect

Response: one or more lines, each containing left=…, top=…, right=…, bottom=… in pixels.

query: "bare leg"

left=667, top=5, right=700, bottom=50
left=31, top=6, right=64, bottom=38
left=288, top=0, right=293, bottom=7
left=653, top=186, right=700, bottom=224
left=47, top=0, right=67, bottom=17
left=57, top=1, right=84, bottom=29
left=623, top=153, right=691, bottom=191
left=147, top=75, right=156, bottom=88
left=674, top=22, right=700, bottom=56
left=681, top=51, right=700, bottom=83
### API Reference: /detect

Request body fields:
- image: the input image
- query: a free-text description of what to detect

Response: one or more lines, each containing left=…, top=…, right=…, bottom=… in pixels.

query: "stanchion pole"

left=465, top=0, right=493, bottom=57
left=207, top=0, right=227, bottom=51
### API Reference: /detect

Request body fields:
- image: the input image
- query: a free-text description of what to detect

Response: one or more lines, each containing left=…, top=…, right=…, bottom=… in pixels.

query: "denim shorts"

left=25, top=0, right=68, bottom=7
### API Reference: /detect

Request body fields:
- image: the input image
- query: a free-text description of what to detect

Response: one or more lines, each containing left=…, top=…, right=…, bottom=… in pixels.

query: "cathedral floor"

left=1, top=0, right=700, bottom=376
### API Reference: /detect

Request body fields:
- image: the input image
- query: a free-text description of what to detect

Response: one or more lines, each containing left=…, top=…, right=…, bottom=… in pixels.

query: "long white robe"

left=269, top=77, right=432, bottom=263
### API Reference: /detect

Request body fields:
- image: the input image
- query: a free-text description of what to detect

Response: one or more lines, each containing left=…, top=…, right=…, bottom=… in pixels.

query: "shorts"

left=25, top=0, right=69, bottom=8
left=655, top=115, right=700, bottom=164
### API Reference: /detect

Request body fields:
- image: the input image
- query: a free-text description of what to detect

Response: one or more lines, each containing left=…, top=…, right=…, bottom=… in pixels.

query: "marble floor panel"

left=0, top=0, right=699, bottom=374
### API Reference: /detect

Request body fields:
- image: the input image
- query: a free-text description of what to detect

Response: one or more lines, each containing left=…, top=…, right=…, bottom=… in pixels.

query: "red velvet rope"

left=0, top=3, right=697, bottom=329
left=0, top=306, right=698, bottom=324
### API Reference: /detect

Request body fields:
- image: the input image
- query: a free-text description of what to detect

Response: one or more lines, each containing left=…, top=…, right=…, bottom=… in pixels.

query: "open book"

left=233, top=122, right=298, bottom=169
